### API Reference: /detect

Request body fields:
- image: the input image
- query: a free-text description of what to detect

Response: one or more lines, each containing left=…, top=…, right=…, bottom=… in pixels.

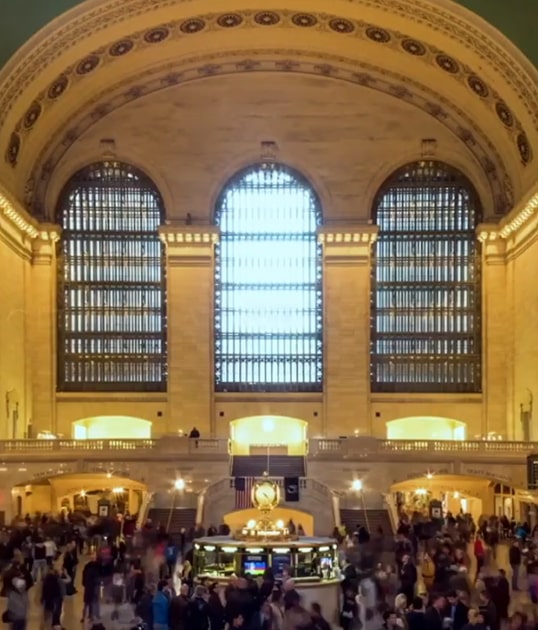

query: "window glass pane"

left=214, top=164, right=323, bottom=392
left=56, top=162, right=167, bottom=392
left=371, top=161, right=481, bottom=393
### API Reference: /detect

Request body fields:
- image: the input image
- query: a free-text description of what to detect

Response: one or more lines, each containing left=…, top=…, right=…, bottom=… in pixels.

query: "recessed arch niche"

left=230, top=416, right=308, bottom=455
left=72, top=415, right=152, bottom=439
left=386, top=416, right=466, bottom=441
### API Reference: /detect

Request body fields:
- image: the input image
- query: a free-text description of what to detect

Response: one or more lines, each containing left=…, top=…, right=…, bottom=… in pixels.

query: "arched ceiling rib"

left=0, top=0, right=536, bottom=220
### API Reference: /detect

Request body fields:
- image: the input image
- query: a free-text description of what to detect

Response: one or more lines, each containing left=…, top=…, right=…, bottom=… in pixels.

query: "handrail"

left=0, top=436, right=534, bottom=458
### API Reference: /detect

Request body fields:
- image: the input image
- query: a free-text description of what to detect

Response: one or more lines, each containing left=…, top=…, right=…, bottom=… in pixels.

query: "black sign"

left=284, top=477, right=300, bottom=502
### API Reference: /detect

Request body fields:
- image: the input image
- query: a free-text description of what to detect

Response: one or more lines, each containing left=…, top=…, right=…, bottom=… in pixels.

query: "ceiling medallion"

left=401, top=39, right=426, bottom=56
left=217, top=14, right=243, bottom=28
left=253, top=12, right=280, bottom=26
left=143, top=27, right=170, bottom=43
left=76, top=55, right=100, bottom=75
left=328, top=18, right=355, bottom=34
left=435, top=54, right=460, bottom=74
left=291, top=13, right=317, bottom=28
left=109, top=39, right=135, bottom=57
left=47, top=75, right=69, bottom=100
left=495, top=102, right=514, bottom=127
left=179, top=18, right=206, bottom=34
left=365, top=27, right=391, bottom=43
left=467, top=75, right=489, bottom=98
left=517, top=133, right=532, bottom=164
left=23, top=102, right=42, bottom=130
left=6, top=133, right=20, bottom=167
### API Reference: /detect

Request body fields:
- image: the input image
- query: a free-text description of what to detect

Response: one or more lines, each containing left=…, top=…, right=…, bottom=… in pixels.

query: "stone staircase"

left=147, top=507, right=196, bottom=533
left=339, top=508, right=394, bottom=537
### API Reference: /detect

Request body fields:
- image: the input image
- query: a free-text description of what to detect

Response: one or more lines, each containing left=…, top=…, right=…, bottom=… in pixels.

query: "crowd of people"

left=0, top=510, right=537, bottom=630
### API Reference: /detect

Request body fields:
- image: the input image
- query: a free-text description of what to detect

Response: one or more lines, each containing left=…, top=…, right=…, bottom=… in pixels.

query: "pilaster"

left=30, top=226, right=61, bottom=435
left=159, top=225, right=219, bottom=435
left=477, top=226, right=508, bottom=438
left=319, top=225, right=378, bottom=437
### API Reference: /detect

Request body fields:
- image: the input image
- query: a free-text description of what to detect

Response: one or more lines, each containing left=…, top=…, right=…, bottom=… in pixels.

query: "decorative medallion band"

left=27, top=49, right=512, bottom=219
left=4, top=8, right=532, bottom=173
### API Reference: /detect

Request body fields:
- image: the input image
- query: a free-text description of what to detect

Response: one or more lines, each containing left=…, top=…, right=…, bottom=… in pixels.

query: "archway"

left=230, top=416, right=308, bottom=455
left=386, top=417, right=466, bottom=441
left=224, top=507, right=313, bottom=536
left=72, top=416, right=152, bottom=439
left=11, top=473, right=147, bottom=518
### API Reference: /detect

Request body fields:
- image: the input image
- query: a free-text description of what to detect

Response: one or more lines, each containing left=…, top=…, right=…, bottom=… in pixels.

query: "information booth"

left=193, top=476, right=341, bottom=621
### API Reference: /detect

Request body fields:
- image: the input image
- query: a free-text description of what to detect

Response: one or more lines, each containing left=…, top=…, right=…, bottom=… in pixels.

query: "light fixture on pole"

left=352, top=478, right=370, bottom=532
left=167, top=477, right=185, bottom=532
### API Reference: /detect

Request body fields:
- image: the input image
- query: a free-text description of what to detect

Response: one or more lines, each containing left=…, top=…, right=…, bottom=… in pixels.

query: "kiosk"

left=193, top=476, right=341, bottom=620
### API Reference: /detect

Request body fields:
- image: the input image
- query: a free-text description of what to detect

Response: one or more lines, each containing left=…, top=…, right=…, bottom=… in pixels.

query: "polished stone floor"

left=4, top=542, right=534, bottom=629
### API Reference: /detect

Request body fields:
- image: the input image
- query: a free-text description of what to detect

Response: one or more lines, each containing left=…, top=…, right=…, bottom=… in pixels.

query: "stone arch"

left=230, top=416, right=308, bottom=456
left=72, top=416, right=152, bottom=440
left=385, top=417, right=467, bottom=441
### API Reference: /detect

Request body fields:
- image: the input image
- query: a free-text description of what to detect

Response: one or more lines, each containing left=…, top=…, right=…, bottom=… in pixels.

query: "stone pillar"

left=30, top=227, right=61, bottom=435
left=478, top=228, right=508, bottom=438
left=320, top=226, right=378, bottom=437
left=160, top=226, right=218, bottom=436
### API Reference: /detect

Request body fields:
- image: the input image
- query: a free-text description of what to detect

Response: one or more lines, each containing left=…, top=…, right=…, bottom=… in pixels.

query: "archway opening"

left=230, top=416, right=308, bottom=455
left=224, top=507, right=313, bottom=536
left=72, top=416, right=152, bottom=439
left=386, top=416, right=466, bottom=441
left=12, top=472, right=147, bottom=520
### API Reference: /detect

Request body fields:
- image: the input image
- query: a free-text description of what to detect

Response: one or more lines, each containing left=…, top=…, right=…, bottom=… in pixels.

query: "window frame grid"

left=370, top=161, right=482, bottom=393
left=214, top=163, right=323, bottom=393
left=56, top=161, right=167, bottom=392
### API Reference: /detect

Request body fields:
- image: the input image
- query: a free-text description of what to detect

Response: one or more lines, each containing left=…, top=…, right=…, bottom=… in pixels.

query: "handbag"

left=2, top=610, right=11, bottom=623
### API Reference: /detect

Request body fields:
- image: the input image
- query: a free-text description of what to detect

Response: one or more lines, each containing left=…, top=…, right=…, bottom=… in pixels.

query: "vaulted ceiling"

left=0, top=0, right=537, bottom=223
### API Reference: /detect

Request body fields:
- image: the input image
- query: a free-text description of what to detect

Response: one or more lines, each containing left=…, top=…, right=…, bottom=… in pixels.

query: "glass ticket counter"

left=193, top=536, right=338, bottom=583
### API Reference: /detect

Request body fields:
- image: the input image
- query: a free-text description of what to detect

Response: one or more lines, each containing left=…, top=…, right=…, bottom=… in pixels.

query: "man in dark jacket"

left=424, top=594, right=446, bottom=630
left=169, top=583, right=191, bottom=630
left=444, top=591, right=469, bottom=630
left=187, top=585, right=211, bottom=630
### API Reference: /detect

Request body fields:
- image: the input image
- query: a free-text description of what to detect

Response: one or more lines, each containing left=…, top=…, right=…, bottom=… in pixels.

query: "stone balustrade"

left=0, top=436, right=534, bottom=461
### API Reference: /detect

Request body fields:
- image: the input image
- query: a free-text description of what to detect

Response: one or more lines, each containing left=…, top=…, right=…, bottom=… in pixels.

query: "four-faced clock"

left=252, top=479, right=280, bottom=511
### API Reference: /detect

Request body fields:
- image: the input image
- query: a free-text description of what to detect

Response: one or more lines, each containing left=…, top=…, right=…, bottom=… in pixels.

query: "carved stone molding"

left=25, top=50, right=513, bottom=220
left=2, top=8, right=532, bottom=176
left=159, top=225, right=219, bottom=246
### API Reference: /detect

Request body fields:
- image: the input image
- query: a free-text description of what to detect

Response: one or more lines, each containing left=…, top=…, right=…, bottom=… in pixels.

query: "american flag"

left=235, top=477, right=255, bottom=509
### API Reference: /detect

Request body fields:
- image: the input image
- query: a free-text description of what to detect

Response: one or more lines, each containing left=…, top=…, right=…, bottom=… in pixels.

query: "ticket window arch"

left=494, top=483, right=515, bottom=519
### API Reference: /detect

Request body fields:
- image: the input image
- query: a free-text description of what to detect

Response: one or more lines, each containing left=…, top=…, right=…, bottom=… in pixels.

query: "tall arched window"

left=371, top=161, right=482, bottom=393
left=56, top=161, right=167, bottom=392
left=214, top=163, right=323, bottom=392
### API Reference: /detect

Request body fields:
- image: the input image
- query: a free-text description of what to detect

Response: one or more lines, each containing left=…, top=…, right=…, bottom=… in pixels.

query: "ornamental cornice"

left=318, top=225, right=378, bottom=245
left=159, top=225, right=219, bottom=246
left=0, top=0, right=535, bottom=131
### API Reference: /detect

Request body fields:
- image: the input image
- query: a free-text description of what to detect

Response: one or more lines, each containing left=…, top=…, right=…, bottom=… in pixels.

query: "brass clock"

left=252, top=479, right=280, bottom=511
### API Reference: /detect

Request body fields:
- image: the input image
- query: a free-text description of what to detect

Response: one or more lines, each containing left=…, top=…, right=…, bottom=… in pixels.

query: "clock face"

left=252, top=480, right=280, bottom=510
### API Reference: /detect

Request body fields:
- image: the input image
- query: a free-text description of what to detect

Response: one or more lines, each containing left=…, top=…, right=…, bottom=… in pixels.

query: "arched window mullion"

left=371, top=160, right=482, bottom=394
left=56, top=161, right=167, bottom=392
left=214, top=163, right=323, bottom=393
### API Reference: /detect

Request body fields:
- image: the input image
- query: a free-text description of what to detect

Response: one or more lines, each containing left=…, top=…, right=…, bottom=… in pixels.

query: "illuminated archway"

left=230, top=416, right=308, bottom=456
left=224, top=507, right=313, bottom=536
left=72, top=416, right=152, bottom=439
left=386, top=416, right=466, bottom=441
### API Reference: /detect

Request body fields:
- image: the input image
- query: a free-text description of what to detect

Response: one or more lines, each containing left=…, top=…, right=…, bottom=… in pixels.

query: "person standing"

left=153, top=579, right=171, bottom=630
left=7, top=577, right=29, bottom=630
left=509, top=540, right=521, bottom=591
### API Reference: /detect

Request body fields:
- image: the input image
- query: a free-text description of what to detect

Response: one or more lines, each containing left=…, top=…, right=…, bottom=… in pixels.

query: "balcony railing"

left=0, top=437, right=534, bottom=460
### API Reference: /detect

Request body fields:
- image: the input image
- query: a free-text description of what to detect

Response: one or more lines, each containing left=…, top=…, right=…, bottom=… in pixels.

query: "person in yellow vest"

left=421, top=552, right=436, bottom=592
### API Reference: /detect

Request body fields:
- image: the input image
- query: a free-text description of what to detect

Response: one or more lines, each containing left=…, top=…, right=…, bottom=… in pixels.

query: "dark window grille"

left=56, top=161, right=167, bottom=392
left=214, top=163, right=323, bottom=392
left=371, top=161, right=482, bottom=393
